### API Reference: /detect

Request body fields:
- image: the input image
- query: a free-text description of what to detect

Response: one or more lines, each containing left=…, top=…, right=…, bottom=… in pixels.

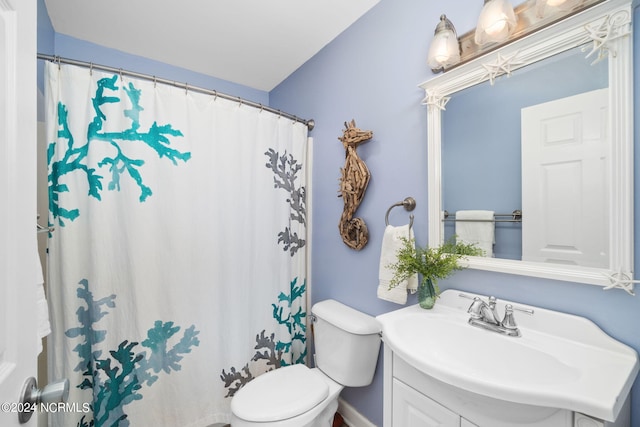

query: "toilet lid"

left=231, top=364, right=329, bottom=422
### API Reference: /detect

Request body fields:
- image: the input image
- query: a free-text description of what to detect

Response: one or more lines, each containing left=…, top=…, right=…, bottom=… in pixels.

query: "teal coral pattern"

left=220, top=278, right=307, bottom=397
left=265, top=149, right=306, bottom=255
left=66, top=279, right=200, bottom=427
left=272, top=277, right=307, bottom=362
left=49, top=74, right=191, bottom=226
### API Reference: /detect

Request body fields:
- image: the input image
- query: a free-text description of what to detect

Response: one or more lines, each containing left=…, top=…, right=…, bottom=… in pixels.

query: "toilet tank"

left=312, top=299, right=381, bottom=387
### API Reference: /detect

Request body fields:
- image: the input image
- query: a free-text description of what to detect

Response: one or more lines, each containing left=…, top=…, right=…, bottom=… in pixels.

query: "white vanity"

left=377, top=290, right=639, bottom=427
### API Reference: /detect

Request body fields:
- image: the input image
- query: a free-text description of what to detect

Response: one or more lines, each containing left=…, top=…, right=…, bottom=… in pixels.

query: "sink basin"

left=376, top=289, right=639, bottom=422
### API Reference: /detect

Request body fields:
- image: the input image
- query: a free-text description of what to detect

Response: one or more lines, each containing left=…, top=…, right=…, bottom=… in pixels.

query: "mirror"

left=442, top=46, right=608, bottom=262
left=420, top=0, right=634, bottom=288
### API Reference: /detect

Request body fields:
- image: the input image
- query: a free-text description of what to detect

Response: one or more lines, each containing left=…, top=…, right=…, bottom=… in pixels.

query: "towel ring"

left=385, top=197, right=416, bottom=228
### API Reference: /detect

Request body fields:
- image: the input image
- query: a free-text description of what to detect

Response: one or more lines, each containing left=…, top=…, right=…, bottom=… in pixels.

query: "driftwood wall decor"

left=338, top=120, right=373, bottom=250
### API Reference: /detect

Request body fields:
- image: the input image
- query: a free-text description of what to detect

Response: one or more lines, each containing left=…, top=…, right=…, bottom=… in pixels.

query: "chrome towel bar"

left=443, top=210, right=522, bottom=223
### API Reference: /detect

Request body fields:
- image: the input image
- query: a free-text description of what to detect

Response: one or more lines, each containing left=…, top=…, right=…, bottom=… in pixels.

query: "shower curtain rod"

left=37, top=54, right=315, bottom=131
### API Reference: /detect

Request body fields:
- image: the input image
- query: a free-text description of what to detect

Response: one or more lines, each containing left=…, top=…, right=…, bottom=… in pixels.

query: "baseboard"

left=337, top=398, right=377, bottom=427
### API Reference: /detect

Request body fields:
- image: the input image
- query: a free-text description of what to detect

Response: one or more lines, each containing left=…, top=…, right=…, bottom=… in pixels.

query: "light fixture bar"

left=453, top=0, right=606, bottom=70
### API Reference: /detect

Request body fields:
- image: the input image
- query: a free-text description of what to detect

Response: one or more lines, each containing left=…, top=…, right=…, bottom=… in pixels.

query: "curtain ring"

left=89, top=62, right=93, bottom=76
left=213, top=90, right=218, bottom=101
left=153, top=76, right=157, bottom=88
left=56, top=56, right=61, bottom=70
left=237, top=96, right=243, bottom=107
left=185, top=83, right=189, bottom=95
left=118, top=68, right=123, bottom=80
left=259, top=104, right=264, bottom=113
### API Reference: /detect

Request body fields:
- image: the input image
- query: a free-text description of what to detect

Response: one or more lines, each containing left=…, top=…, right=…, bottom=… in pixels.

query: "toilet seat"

left=231, top=364, right=329, bottom=422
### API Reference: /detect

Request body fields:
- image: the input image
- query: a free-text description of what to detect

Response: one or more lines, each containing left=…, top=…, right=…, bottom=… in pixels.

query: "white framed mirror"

left=419, top=0, right=634, bottom=289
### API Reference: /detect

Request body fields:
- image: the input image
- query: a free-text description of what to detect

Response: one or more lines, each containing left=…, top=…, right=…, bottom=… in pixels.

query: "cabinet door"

left=392, top=379, right=460, bottom=427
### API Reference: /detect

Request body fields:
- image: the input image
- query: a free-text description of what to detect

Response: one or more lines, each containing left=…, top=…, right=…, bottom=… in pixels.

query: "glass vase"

left=418, top=278, right=437, bottom=309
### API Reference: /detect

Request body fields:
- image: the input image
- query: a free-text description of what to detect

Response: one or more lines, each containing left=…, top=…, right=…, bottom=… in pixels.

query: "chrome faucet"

left=468, top=295, right=501, bottom=324
left=464, top=295, right=529, bottom=337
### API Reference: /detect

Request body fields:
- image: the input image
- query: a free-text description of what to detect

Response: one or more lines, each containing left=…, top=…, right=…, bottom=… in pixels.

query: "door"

left=0, top=0, right=39, bottom=426
left=521, top=89, right=608, bottom=268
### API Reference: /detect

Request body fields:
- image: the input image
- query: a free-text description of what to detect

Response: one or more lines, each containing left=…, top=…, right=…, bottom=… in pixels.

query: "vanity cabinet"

left=382, top=345, right=630, bottom=427
left=378, top=291, right=636, bottom=427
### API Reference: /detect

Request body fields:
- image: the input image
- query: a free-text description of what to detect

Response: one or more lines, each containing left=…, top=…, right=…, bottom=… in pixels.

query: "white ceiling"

left=44, top=0, right=380, bottom=92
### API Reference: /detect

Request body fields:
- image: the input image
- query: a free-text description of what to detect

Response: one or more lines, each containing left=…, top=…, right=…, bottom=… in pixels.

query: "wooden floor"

left=333, top=412, right=349, bottom=427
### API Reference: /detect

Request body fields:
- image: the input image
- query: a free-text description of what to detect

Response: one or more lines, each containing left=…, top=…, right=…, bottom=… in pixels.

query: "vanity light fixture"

left=427, top=15, right=461, bottom=72
left=428, top=0, right=604, bottom=74
left=474, top=0, right=517, bottom=46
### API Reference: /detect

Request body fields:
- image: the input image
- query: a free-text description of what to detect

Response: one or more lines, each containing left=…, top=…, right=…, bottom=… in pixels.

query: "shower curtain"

left=45, top=62, right=309, bottom=427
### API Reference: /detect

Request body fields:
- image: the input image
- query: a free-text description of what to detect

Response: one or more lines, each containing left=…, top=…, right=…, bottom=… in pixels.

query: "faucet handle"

left=501, top=304, right=518, bottom=330
left=467, top=297, right=485, bottom=319
left=512, top=305, right=535, bottom=315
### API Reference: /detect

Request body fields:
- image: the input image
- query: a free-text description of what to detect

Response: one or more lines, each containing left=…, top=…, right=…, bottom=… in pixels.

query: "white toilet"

left=230, top=299, right=381, bottom=427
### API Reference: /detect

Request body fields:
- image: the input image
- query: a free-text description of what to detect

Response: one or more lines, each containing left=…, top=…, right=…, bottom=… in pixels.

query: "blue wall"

left=271, top=1, right=640, bottom=426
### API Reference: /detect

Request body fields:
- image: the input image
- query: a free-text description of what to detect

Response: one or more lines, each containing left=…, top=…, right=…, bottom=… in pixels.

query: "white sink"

left=376, top=289, right=639, bottom=422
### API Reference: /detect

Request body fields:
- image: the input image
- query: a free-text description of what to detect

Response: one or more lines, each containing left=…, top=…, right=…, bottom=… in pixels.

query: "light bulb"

left=475, top=0, right=517, bottom=45
left=484, top=15, right=508, bottom=35
left=427, top=15, right=460, bottom=72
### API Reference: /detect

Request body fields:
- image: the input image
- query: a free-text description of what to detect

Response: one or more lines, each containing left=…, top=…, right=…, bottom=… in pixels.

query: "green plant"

left=388, top=237, right=482, bottom=306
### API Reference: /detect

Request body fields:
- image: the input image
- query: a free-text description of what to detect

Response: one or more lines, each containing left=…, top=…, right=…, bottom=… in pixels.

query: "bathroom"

left=3, top=0, right=639, bottom=426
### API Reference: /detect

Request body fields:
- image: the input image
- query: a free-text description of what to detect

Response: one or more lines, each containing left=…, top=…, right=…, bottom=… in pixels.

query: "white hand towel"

left=35, top=249, right=51, bottom=354
left=455, top=210, right=495, bottom=257
left=377, top=224, right=418, bottom=304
